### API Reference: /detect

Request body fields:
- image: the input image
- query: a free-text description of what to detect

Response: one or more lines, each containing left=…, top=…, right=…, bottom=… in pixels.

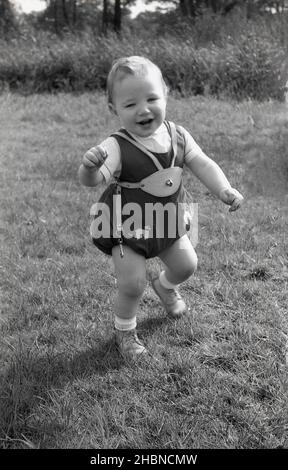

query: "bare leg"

left=151, top=235, right=197, bottom=317
left=112, top=244, right=147, bottom=321
left=158, top=235, right=197, bottom=285
left=111, top=245, right=148, bottom=358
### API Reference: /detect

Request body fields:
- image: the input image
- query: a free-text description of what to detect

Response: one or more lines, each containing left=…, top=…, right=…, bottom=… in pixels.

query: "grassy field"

left=0, top=91, right=287, bottom=449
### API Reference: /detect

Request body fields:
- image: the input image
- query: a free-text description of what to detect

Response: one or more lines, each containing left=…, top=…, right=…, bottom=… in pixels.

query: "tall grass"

left=0, top=10, right=287, bottom=99
left=0, top=91, right=288, bottom=449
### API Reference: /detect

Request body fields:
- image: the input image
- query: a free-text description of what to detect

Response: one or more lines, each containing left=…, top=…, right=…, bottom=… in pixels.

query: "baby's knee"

left=117, top=275, right=147, bottom=297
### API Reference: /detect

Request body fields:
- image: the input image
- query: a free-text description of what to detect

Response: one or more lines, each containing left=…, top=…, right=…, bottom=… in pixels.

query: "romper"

left=90, top=121, right=190, bottom=259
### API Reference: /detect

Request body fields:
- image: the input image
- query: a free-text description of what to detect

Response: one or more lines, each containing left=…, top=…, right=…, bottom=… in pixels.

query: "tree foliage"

left=30, top=0, right=135, bottom=34
left=146, top=0, right=288, bottom=17
left=1, top=0, right=287, bottom=37
left=35, top=0, right=95, bottom=33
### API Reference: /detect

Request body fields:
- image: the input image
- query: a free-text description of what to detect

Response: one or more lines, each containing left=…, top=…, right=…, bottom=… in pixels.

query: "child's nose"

left=138, top=102, right=150, bottom=115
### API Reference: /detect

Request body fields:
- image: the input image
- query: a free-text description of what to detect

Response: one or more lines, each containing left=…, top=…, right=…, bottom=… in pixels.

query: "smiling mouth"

left=138, top=118, right=153, bottom=126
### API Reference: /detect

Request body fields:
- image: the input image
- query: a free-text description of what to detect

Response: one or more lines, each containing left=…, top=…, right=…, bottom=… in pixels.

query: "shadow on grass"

left=1, top=312, right=175, bottom=447
left=139, top=314, right=171, bottom=334
left=0, top=336, right=123, bottom=448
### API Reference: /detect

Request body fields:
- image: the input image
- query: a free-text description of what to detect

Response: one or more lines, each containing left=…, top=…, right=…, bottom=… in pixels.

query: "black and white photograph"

left=0, top=0, right=287, bottom=460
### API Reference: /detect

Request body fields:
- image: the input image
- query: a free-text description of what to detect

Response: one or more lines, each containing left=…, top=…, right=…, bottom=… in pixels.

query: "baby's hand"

left=82, top=146, right=107, bottom=170
left=219, top=188, right=244, bottom=212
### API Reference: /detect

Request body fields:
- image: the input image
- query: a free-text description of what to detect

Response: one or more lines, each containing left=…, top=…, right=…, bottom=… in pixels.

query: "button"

left=166, top=179, right=173, bottom=186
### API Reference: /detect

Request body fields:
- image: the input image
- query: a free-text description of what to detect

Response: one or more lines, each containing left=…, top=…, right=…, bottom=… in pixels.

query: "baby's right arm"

left=78, top=146, right=107, bottom=187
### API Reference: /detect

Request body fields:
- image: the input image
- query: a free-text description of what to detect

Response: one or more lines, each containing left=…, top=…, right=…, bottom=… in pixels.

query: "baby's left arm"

left=187, top=152, right=244, bottom=211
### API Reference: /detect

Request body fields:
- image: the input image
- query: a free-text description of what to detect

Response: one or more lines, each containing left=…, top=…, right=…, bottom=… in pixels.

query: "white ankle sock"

left=114, top=315, right=137, bottom=331
left=159, top=271, right=179, bottom=290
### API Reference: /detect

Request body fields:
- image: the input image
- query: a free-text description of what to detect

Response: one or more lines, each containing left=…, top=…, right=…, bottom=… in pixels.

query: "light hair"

left=106, top=56, right=168, bottom=105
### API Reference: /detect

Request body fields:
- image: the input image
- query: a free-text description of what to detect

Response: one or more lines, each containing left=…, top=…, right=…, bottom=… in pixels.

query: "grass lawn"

left=0, top=92, right=287, bottom=449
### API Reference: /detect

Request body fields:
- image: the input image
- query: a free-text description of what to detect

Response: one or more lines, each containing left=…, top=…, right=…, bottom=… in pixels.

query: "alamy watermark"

left=90, top=195, right=198, bottom=247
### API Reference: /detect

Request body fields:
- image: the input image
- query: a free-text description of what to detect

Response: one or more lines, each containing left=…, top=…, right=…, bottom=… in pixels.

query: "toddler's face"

left=110, top=71, right=167, bottom=138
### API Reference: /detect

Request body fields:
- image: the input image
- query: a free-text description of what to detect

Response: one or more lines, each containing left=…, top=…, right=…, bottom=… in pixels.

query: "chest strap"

left=117, top=167, right=183, bottom=197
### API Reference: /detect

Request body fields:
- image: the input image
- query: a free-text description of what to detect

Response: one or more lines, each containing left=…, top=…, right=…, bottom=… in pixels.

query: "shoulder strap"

left=112, top=131, right=164, bottom=171
left=164, top=121, right=178, bottom=167
left=113, top=122, right=179, bottom=170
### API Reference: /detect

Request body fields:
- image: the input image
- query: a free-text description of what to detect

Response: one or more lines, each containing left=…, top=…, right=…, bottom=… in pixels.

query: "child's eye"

left=148, top=97, right=158, bottom=102
left=125, top=103, right=135, bottom=108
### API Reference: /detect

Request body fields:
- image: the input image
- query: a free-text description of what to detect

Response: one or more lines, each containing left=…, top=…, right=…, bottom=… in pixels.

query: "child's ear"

left=109, top=103, right=117, bottom=116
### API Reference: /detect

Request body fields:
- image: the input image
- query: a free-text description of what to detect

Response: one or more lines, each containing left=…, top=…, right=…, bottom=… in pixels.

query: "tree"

left=0, top=0, right=17, bottom=37
left=50, top=0, right=78, bottom=32
left=102, top=0, right=135, bottom=34
left=102, top=0, right=109, bottom=33
left=113, top=0, right=121, bottom=32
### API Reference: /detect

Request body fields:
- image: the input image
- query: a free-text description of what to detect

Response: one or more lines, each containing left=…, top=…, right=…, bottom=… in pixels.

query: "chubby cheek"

left=122, top=112, right=135, bottom=126
left=157, top=101, right=167, bottom=118
left=115, top=109, right=128, bottom=125
left=156, top=109, right=166, bottom=123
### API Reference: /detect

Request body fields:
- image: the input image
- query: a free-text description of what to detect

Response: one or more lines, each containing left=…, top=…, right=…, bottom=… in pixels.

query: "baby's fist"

left=83, top=146, right=107, bottom=169
left=219, top=187, right=244, bottom=212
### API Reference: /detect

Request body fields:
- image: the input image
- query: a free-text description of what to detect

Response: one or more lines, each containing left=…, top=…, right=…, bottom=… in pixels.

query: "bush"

left=0, top=26, right=287, bottom=101
left=206, top=34, right=286, bottom=100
